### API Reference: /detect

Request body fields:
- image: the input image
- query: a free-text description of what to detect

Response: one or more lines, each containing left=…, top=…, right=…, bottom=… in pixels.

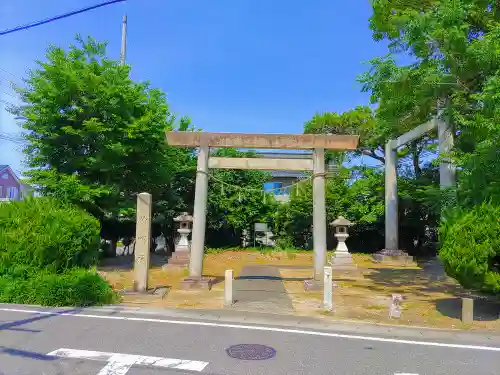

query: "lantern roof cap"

left=330, top=216, right=353, bottom=227
left=174, top=212, right=193, bottom=222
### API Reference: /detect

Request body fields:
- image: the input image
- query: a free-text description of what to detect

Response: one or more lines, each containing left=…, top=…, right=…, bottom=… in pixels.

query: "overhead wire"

left=0, top=0, right=127, bottom=36
left=0, top=67, right=24, bottom=82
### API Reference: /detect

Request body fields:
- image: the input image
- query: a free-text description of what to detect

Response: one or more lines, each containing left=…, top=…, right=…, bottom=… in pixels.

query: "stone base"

left=180, top=276, right=214, bottom=290
left=303, top=279, right=338, bottom=291
left=330, top=251, right=354, bottom=265
left=120, top=286, right=169, bottom=299
left=163, top=251, right=190, bottom=269
left=304, top=279, right=322, bottom=291
left=373, top=249, right=414, bottom=265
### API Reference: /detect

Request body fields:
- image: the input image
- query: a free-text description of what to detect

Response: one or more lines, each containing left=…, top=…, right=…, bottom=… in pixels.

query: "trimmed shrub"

left=0, top=268, right=118, bottom=306
left=0, top=197, right=100, bottom=274
left=439, top=202, right=500, bottom=294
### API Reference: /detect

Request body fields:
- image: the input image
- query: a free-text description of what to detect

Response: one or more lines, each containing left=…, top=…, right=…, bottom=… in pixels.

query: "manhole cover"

left=226, top=344, right=276, bottom=360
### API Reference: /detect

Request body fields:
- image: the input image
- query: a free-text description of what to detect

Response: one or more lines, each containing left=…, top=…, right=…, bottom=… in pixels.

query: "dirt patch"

left=98, top=251, right=500, bottom=331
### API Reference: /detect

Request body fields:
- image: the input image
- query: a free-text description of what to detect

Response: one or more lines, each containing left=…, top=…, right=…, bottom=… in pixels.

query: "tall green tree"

left=13, top=36, right=194, bottom=238
left=206, top=149, right=277, bottom=247
left=364, top=0, right=500, bottom=290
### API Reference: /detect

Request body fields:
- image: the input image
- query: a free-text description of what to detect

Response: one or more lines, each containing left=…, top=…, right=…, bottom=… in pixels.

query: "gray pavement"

left=233, top=265, right=294, bottom=313
left=0, top=304, right=499, bottom=375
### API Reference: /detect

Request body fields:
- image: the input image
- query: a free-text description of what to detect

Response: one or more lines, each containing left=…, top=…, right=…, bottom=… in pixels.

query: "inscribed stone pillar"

left=189, top=145, right=209, bottom=278
left=134, top=192, right=152, bottom=292
left=384, top=141, right=398, bottom=251
left=312, top=148, right=327, bottom=281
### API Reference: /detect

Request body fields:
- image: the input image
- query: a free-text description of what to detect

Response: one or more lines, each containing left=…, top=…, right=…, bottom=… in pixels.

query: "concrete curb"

left=86, top=304, right=500, bottom=345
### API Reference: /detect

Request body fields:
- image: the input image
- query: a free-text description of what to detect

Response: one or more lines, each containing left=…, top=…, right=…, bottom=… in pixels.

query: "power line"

left=0, top=133, right=25, bottom=145
left=0, top=67, right=24, bottom=83
left=0, top=99, right=16, bottom=107
left=0, top=0, right=127, bottom=36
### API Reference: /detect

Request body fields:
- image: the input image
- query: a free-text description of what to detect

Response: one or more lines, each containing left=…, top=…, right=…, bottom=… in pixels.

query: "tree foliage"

left=363, top=0, right=500, bottom=289
left=13, top=36, right=195, bottom=240
left=0, top=197, right=100, bottom=275
left=439, top=203, right=500, bottom=294
left=206, top=149, right=277, bottom=247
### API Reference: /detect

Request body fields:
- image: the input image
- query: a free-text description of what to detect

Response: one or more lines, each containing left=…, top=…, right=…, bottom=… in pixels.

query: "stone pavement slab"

left=232, top=265, right=294, bottom=313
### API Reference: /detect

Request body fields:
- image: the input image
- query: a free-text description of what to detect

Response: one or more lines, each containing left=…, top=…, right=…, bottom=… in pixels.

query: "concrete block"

left=462, top=298, right=474, bottom=324
left=323, top=266, right=333, bottom=311
left=224, top=269, right=234, bottom=306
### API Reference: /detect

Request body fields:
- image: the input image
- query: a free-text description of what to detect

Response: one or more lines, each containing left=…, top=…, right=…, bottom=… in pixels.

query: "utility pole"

left=120, top=15, right=127, bottom=65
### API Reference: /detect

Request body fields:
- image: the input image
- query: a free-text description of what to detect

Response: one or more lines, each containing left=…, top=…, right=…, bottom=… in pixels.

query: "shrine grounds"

left=98, top=249, right=500, bottom=332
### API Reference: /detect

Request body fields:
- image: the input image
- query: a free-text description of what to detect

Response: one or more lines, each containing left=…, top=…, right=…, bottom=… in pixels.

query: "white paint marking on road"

left=394, top=373, right=419, bottom=375
left=47, top=348, right=209, bottom=373
left=3, top=307, right=500, bottom=352
left=98, top=354, right=135, bottom=375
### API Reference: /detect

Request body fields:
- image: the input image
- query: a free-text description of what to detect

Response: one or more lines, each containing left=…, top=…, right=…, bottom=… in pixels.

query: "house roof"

left=269, top=170, right=308, bottom=178
left=0, top=165, right=22, bottom=186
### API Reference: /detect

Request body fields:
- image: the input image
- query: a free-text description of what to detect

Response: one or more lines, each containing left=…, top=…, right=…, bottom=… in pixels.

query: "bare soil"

left=98, top=251, right=500, bottom=332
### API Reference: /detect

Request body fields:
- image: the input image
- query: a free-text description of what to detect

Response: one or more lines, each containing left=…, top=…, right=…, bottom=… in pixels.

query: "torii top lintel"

left=165, top=131, right=359, bottom=150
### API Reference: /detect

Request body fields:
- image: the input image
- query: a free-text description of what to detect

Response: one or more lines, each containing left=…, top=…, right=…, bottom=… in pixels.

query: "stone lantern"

left=174, top=212, right=193, bottom=253
left=165, top=212, right=193, bottom=269
left=329, top=216, right=354, bottom=266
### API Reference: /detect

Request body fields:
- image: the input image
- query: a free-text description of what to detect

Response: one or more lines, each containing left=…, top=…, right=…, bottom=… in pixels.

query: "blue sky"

left=0, top=0, right=389, bottom=174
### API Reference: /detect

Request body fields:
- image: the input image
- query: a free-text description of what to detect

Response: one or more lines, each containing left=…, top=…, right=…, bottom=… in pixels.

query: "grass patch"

left=0, top=268, right=119, bottom=307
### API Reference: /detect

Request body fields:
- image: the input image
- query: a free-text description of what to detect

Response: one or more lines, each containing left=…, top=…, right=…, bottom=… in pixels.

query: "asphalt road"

left=0, top=305, right=499, bottom=375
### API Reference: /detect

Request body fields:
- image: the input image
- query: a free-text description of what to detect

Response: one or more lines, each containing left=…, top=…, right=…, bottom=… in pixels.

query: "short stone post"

left=389, top=293, right=403, bottom=318
left=134, top=192, right=152, bottom=293
left=224, top=269, right=234, bottom=306
left=462, top=298, right=473, bottom=324
left=323, top=266, right=333, bottom=311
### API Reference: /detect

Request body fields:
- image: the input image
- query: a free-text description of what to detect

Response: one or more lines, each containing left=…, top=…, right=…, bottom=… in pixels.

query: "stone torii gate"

left=374, top=107, right=455, bottom=263
left=166, top=131, right=359, bottom=287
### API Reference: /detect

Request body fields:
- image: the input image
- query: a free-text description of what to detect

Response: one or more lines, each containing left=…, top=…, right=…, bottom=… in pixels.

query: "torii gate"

left=166, top=131, right=359, bottom=287
left=374, top=106, right=455, bottom=263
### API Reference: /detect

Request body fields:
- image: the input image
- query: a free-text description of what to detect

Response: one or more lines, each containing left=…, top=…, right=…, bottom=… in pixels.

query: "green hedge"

left=0, top=197, right=118, bottom=306
left=0, top=197, right=101, bottom=274
left=439, top=202, right=500, bottom=294
left=0, top=268, right=118, bottom=306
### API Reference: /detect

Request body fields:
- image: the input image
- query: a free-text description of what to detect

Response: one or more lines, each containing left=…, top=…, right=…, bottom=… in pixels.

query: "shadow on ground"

left=435, top=298, right=500, bottom=321
left=0, top=346, right=57, bottom=361
left=363, top=267, right=465, bottom=299
left=98, top=253, right=167, bottom=271
left=237, top=275, right=310, bottom=281
left=0, top=308, right=82, bottom=332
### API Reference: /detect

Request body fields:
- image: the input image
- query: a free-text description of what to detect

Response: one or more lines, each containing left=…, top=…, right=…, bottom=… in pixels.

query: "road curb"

left=84, top=304, right=500, bottom=345
left=1, top=303, right=499, bottom=346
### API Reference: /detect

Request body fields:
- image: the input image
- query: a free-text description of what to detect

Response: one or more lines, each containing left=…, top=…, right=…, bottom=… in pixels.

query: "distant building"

left=259, top=152, right=311, bottom=202
left=0, top=165, right=29, bottom=201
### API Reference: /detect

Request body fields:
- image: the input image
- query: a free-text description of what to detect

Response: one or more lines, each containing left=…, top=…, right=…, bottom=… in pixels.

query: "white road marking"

left=394, top=373, right=419, bottom=375
left=2, top=307, right=500, bottom=352
left=47, top=348, right=209, bottom=374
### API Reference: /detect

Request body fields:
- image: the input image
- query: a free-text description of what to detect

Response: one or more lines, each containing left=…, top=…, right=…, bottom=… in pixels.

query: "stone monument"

left=166, top=212, right=193, bottom=268
left=133, top=192, right=152, bottom=293
left=329, top=216, right=355, bottom=267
